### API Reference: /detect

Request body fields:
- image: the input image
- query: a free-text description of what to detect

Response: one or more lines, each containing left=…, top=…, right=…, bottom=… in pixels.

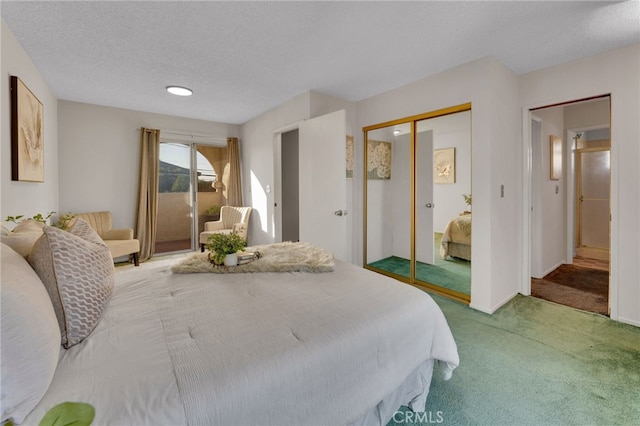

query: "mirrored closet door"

left=364, top=104, right=472, bottom=303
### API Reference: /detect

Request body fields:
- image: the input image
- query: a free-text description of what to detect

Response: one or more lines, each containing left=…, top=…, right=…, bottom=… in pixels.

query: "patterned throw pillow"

left=28, top=219, right=115, bottom=348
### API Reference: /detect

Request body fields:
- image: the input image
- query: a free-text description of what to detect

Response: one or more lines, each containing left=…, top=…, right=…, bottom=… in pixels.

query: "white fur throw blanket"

left=172, top=242, right=334, bottom=274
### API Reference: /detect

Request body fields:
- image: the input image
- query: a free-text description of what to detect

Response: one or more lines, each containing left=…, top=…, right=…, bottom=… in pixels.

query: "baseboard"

left=469, top=291, right=518, bottom=315
left=530, top=261, right=565, bottom=279
left=617, top=317, right=640, bottom=328
left=542, top=261, right=565, bottom=277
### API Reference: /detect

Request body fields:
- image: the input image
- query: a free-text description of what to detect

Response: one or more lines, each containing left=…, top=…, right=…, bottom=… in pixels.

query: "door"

left=577, top=149, right=610, bottom=251
left=415, top=126, right=435, bottom=265
left=157, top=142, right=194, bottom=253
left=298, top=110, right=348, bottom=261
left=156, top=142, right=223, bottom=254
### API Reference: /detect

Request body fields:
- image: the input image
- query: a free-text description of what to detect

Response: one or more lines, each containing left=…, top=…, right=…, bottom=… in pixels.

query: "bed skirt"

left=353, top=359, right=436, bottom=425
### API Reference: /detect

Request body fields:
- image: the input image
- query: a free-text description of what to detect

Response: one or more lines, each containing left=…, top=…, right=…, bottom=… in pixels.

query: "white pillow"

left=1, top=243, right=61, bottom=424
left=28, top=219, right=114, bottom=348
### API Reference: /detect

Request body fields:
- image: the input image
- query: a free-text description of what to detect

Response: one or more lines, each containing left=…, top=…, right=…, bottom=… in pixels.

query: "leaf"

left=39, top=402, right=95, bottom=426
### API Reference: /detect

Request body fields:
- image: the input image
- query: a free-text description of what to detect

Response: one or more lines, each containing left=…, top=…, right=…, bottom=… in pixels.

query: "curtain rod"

left=137, top=127, right=231, bottom=142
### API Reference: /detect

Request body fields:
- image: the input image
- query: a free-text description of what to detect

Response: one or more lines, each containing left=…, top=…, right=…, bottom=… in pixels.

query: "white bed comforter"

left=24, top=258, right=458, bottom=426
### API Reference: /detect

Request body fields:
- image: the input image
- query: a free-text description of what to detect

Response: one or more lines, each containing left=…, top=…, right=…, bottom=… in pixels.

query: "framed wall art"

left=434, top=147, right=455, bottom=184
left=367, top=140, right=391, bottom=180
left=346, top=135, right=354, bottom=179
left=11, top=76, right=44, bottom=182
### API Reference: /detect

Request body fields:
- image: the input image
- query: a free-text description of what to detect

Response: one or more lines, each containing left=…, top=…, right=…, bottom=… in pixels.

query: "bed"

left=2, top=226, right=459, bottom=426
left=440, top=213, right=472, bottom=261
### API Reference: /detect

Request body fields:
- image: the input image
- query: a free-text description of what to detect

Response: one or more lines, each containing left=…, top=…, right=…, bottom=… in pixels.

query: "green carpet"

left=367, top=234, right=471, bottom=295
left=387, top=294, right=640, bottom=425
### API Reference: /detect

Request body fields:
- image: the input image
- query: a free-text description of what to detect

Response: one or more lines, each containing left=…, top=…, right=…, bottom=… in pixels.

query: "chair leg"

left=133, top=253, right=139, bottom=266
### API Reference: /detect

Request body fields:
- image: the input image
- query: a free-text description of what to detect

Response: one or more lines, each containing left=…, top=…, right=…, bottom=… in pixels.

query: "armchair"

left=74, top=211, right=140, bottom=266
left=199, top=206, right=252, bottom=252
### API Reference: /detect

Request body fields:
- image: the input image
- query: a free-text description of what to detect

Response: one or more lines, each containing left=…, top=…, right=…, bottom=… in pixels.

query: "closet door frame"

left=363, top=103, right=472, bottom=304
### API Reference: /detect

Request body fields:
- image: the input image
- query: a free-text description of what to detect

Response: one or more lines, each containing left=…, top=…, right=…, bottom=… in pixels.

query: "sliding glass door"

left=364, top=104, right=472, bottom=303
left=156, top=142, right=226, bottom=254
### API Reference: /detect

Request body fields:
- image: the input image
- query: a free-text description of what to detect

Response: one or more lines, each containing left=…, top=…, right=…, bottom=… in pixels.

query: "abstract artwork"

left=434, top=147, right=455, bottom=184
left=11, top=76, right=44, bottom=182
left=367, top=140, right=391, bottom=180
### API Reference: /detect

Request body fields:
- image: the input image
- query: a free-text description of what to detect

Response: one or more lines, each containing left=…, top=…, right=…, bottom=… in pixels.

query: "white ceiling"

left=2, top=1, right=638, bottom=124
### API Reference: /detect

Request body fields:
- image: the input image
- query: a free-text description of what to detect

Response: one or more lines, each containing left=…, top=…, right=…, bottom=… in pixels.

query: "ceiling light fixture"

left=166, top=86, right=193, bottom=96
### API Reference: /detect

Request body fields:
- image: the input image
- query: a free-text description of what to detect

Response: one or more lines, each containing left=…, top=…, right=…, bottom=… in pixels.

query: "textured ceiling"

left=2, top=1, right=638, bottom=124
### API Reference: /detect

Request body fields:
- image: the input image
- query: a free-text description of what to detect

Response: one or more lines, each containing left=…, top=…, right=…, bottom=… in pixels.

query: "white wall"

left=1, top=20, right=58, bottom=223
left=356, top=57, right=521, bottom=314
left=531, top=107, right=565, bottom=278
left=564, top=99, right=610, bottom=131
left=58, top=101, right=239, bottom=230
left=240, top=92, right=311, bottom=246
left=520, top=43, right=640, bottom=326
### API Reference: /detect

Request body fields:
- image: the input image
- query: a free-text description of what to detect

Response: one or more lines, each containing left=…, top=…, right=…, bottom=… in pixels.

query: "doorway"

left=273, top=110, right=348, bottom=261
left=280, top=129, right=300, bottom=243
left=528, top=96, right=611, bottom=316
left=155, top=142, right=227, bottom=254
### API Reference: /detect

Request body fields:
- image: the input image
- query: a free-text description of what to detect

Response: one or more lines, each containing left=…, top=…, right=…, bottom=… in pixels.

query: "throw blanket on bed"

left=172, top=241, right=334, bottom=273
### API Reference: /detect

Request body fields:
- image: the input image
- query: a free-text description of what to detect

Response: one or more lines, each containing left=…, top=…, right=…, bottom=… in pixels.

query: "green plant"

left=53, top=213, right=77, bottom=231
left=5, top=211, right=55, bottom=224
left=5, top=402, right=94, bottom=426
left=207, top=204, right=221, bottom=215
left=206, top=232, right=246, bottom=265
left=462, top=193, right=472, bottom=206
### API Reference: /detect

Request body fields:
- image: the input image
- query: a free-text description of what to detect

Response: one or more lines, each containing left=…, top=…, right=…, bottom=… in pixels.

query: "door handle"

left=426, top=203, right=434, bottom=208
left=334, top=210, right=348, bottom=216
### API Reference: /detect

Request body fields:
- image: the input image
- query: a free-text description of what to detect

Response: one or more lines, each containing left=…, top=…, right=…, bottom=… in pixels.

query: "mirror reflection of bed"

left=440, top=212, right=471, bottom=261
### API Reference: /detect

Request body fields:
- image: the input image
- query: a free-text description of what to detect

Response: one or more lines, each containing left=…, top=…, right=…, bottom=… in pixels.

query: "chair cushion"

left=200, top=229, right=233, bottom=245
left=1, top=243, right=60, bottom=424
left=105, top=239, right=140, bottom=259
left=28, top=219, right=115, bottom=348
left=0, top=220, right=45, bottom=257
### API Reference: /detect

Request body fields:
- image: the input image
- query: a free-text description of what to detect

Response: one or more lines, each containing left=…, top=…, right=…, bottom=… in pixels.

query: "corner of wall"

left=1, top=19, right=59, bottom=220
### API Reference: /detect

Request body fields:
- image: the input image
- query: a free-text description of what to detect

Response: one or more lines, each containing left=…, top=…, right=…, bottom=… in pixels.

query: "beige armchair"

left=74, top=211, right=140, bottom=266
left=199, top=206, right=252, bottom=252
